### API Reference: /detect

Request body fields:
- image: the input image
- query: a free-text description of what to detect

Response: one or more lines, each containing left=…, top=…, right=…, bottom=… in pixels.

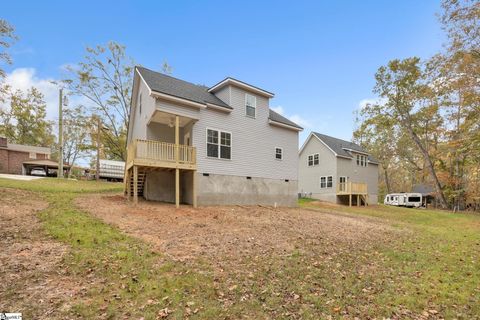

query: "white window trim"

left=29, top=152, right=36, bottom=159
left=275, top=147, right=283, bottom=161
left=245, top=93, right=256, bottom=118
left=205, top=127, right=232, bottom=160
left=308, top=153, right=319, bottom=166
left=320, top=175, right=333, bottom=189
left=320, top=176, right=327, bottom=189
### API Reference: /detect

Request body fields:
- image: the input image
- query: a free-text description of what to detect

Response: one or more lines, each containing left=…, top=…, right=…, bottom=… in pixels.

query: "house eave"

left=208, top=78, right=274, bottom=98
left=268, top=119, right=303, bottom=131
left=206, top=103, right=232, bottom=113
left=150, top=90, right=207, bottom=109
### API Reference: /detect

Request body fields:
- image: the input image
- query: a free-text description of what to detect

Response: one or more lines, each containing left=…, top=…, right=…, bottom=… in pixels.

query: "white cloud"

left=3, top=68, right=59, bottom=120
left=271, top=105, right=284, bottom=115
left=2, top=67, right=90, bottom=121
left=271, top=105, right=311, bottom=129
left=358, top=97, right=386, bottom=110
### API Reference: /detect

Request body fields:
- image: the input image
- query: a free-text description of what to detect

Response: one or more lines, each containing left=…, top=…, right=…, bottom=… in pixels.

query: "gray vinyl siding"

left=130, top=74, right=156, bottom=141
left=194, top=86, right=297, bottom=180
left=153, top=85, right=298, bottom=181
left=298, top=136, right=337, bottom=198
left=298, top=134, right=379, bottom=204
left=336, top=155, right=379, bottom=203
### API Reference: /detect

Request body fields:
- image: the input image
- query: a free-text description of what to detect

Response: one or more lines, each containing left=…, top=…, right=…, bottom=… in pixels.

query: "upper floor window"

left=308, top=153, right=319, bottom=166
left=356, top=154, right=368, bottom=167
left=245, top=94, right=256, bottom=118
left=207, top=128, right=231, bottom=160
left=275, top=147, right=283, bottom=160
left=29, top=152, right=36, bottom=159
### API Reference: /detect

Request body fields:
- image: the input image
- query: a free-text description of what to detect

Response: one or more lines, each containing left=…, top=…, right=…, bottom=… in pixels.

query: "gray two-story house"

left=126, top=66, right=302, bottom=207
left=298, top=132, right=379, bottom=206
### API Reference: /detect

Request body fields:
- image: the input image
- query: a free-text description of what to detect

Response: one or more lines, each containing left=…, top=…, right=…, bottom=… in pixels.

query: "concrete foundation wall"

left=309, top=193, right=338, bottom=204
left=144, top=170, right=194, bottom=204
left=144, top=170, right=176, bottom=203
left=196, top=173, right=298, bottom=207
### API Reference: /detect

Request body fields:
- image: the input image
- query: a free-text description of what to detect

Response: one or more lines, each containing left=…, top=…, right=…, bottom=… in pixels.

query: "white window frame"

left=320, top=176, right=333, bottom=189
left=29, top=152, right=36, bottom=159
left=320, top=176, right=327, bottom=188
left=308, top=153, right=319, bottom=166
left=245, top=93, right=256, bottom=118
left=206, top=127, right=232, bottom=160
left=275, top=147, right=283, bottom=160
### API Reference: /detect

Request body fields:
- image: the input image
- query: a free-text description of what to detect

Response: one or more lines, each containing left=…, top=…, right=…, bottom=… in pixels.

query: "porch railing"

left=337, top=182, right=368, bottom=195
left=127, top=139, right=196, bottom=166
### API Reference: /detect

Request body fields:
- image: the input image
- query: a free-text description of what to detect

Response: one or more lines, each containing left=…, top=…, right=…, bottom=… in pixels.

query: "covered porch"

left=125, top=111, right=197, bottom=208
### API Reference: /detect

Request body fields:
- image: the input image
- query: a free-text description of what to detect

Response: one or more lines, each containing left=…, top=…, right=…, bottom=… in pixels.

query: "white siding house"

left=126, top=66, right=302, bottom=207
left=298, top=132, right=379, bottom=205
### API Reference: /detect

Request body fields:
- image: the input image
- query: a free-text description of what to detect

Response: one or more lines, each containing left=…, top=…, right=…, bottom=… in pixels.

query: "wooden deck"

left=337, top=182, right=368, bottom=206
left=126, top=139, right=196, bottom=171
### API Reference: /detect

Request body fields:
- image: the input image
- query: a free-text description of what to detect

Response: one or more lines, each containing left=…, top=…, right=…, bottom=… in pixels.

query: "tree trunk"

left=383, top=166, right=391, bottom=193
left=405, top=125, right=448, bottom=209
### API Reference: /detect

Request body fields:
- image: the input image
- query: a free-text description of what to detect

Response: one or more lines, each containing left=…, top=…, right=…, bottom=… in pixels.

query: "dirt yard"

left=76, top=195, right=400, bottom=264
left=0, top=188, right=72, bottom=317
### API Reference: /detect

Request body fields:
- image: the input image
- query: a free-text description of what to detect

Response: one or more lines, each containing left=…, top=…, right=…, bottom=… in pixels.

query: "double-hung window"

left=207, top=129, right=231, bottom=160
left=308, top=153, right=319, bottom=166
left=275, top=147, right=283, bottom=160
left=327, top=176, right=333, bottom=188
left=320, top=176, right=333, bottom=188
left=320, top=176, right=327, bottom=188
left=245, top=94, right=256, bottom=118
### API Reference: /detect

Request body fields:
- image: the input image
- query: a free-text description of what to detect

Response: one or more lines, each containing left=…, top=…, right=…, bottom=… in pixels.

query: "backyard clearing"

left=76, top=194, right=400, bottom=263
left=1, top=178, right=479, bottom=319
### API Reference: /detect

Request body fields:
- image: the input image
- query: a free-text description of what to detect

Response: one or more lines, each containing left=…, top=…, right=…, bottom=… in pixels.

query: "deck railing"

left=337, top=181, right=368, bottom=195
left=127, top=139, right=196, bottom=166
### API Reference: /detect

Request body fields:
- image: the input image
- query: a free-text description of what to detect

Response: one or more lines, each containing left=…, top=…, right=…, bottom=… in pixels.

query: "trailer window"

left=408, top=196, right=421, bottom=202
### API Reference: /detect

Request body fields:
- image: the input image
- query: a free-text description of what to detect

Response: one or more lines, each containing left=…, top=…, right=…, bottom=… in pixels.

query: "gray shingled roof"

left=269, top=110, right=303, bottom=129
left=312, top=132, right=378, bottom=163
left=136, top=66, right=231, bottom=109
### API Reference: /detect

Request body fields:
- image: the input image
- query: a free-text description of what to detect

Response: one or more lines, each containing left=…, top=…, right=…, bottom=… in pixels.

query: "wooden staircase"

left=127, top=170, right=146, bottom=197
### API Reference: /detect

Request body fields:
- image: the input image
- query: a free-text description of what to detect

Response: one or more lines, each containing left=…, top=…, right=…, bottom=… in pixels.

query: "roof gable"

left=268, top=109, right=303, bottom=130
left=208, top=77, right=274, bottom=98
left=300, top=132, right=378, bottom=163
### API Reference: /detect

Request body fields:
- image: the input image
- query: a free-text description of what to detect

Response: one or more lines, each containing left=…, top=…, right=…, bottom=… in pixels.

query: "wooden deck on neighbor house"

left=337, top=182, right=368, bottom=206
left=125, top=116, right=197, bottom=208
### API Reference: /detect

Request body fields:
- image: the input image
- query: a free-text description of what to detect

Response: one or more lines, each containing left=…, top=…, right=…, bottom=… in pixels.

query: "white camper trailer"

left=98, top=159, right=125, bottom=181
left=384, top=193, right=423, bottom=208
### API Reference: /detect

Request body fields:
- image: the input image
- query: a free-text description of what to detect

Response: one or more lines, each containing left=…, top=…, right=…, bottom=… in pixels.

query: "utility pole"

left=58, top=89, right=64, bottom=178
left=96, top=116, right=101, bottom=181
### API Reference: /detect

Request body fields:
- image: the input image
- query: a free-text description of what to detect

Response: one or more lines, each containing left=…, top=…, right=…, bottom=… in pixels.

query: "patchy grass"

left=2, top=177, right=479, bottom=319
left=301, top=201, right=480, bottom=318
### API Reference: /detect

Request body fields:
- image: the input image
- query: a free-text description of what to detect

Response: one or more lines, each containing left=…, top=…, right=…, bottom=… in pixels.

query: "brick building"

left=0, top=137, right=51, bottom=175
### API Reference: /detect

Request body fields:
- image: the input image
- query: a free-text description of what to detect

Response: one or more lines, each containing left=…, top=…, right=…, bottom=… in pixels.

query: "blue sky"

left=3, top=0, right=445, bottom=144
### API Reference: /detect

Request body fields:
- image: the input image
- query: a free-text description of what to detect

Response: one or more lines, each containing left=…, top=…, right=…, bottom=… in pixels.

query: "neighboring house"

left=298, top=132, right=379, bottom=206
left=0, top=137, right=52, bottom=175
left=126, top=66, right=302, bottom=207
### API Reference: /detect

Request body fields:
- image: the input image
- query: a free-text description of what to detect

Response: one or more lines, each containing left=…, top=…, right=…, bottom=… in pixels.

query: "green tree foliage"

left=355, top=0, right=479, bottom=209
left=0, top=19, right=17, bottom=79
left=0, top=87, right=54, bottom=147
left=62, top=41, right=134, bottom=161
left=62, top=105, right=93, bottom=168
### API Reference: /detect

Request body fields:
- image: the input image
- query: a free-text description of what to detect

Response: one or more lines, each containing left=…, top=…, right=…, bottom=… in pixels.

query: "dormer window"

left=245, top=94, right=256, bottom=118
left=356, top=154, right=368, bottom=167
